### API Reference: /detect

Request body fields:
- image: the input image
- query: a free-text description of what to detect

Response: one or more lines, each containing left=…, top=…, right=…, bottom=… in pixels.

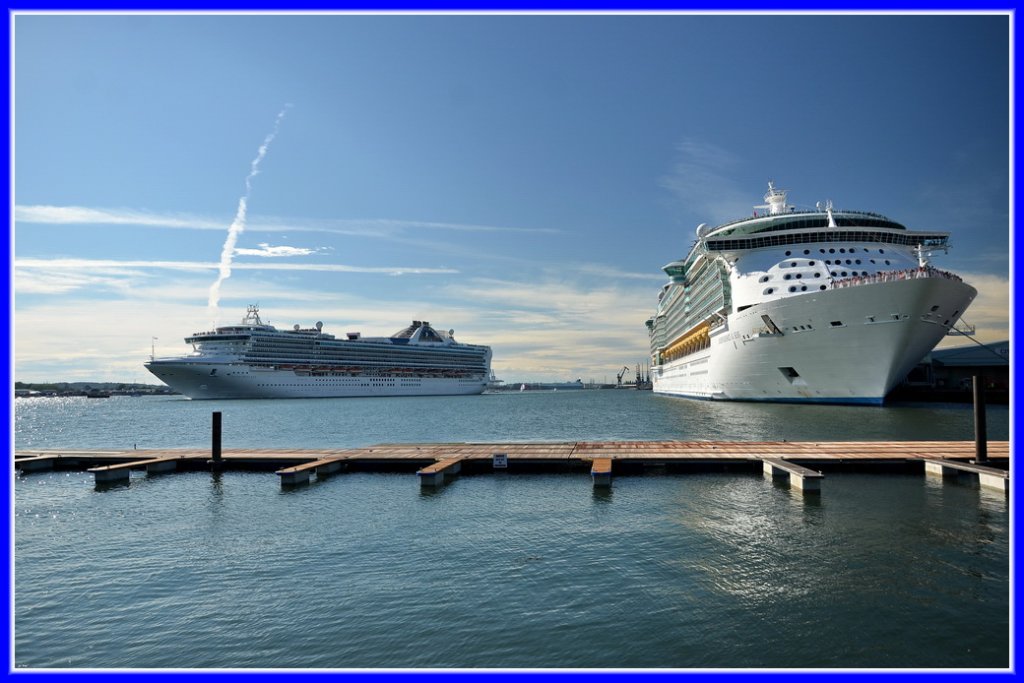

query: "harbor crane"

left=616, top=366, right=631, bottom=386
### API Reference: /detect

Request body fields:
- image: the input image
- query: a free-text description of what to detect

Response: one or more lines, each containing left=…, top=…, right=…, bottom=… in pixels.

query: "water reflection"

left=93, top=479, right=130, bottom=493
left=16, top=469, right=1009, bottom=668
left=977, top=486, right=1009, bottom=513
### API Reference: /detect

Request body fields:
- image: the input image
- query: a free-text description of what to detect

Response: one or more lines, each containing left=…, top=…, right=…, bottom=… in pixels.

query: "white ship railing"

left=712, top=208, right=893, bottom=232
left=830, top=265, right=964, bottom=290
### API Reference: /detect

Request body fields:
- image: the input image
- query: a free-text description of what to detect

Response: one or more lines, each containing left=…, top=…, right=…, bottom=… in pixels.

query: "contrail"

left=207, top=105, right=291, bottom=324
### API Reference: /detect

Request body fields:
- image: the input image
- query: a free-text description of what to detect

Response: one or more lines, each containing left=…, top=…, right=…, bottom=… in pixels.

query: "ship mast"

left=755, top=181, right=791, bottom=215
left=243, top=304, right=263, bottom=326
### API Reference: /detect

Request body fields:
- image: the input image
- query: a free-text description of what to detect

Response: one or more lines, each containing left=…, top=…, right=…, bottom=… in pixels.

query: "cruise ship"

left=145, top=306, right=492, bottom=399
left=645, top=183, right=977, bottom=404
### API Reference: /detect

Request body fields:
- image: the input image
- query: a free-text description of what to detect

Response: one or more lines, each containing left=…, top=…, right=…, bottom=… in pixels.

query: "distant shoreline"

left=14, top=382, right=177, bottom=398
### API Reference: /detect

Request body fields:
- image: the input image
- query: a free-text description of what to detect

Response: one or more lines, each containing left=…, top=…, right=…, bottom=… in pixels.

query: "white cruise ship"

left=645, top=183, right=977, bottom=405
left=145, top=306, right=492, bottom=399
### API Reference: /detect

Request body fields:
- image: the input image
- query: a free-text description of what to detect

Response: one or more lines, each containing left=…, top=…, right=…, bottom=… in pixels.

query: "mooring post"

left=211, top=411, right=223, bottom=469
left=973, top=374, right=988, bottom=464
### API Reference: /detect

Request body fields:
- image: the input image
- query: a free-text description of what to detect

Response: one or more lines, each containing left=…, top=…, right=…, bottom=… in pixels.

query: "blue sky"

left=12, top=12, right=1011, bottom=383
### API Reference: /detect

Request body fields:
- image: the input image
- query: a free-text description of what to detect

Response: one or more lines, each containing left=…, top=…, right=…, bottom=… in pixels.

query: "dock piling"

left=922, top=456, right=1007, bottom=494
left=762, top=458, right=823, bottom=493
left=146, top=459, right=177, bottom=474
left=211, top=411, right=223, bottom=472
left=91, top=467, right=130, bottom=483
left=275, top=454, right=353, bottom=487
left=279, top=470, right=311, bottom=486
left=590, top=458, right=613, bottom=488
left=18, top=457, right=55, bottom=473
left=973, top=374, right=988, bottom=464
left=88, top=456, right=186, bottom=484
left=211, top=411, right=222, bottom=460
left=315, top=461, right=344, bottom=477
left=417, top=457, right=463, bottom=488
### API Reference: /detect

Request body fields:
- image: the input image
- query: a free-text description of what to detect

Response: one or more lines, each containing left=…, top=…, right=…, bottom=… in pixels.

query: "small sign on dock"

left=492, top=453, right=508, bottom=469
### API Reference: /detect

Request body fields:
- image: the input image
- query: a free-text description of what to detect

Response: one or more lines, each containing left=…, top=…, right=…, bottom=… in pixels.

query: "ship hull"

left=144, top=362, right=488, bottom=399
left=652, top=277, right=977, bottom=405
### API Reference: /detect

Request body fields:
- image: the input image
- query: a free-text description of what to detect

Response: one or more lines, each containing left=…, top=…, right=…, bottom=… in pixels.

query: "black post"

left=212, top=411, right=222, bottom=463
left=973, top=374, right=988, bottom=464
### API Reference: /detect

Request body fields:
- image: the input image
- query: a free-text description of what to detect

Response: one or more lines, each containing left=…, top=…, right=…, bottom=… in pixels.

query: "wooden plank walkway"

left=15, top=441, right=1009, bottom=491
left=15, top=441, right=1009, bottom=466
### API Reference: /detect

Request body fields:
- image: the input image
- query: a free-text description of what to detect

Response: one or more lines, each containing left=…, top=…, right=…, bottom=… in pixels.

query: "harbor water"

left=13, top=391, right=1011, bottom=668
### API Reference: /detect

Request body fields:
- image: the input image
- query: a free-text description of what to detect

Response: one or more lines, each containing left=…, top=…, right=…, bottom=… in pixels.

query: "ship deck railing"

left=710, top=208, right=892, bottom=233
left=831, top=265, right=964, bottom=290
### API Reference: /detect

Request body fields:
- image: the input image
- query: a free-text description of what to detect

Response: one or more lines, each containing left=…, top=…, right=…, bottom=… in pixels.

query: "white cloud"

left=14, top=205, right=227, bottom=230
left=14, top=299, right=215, bottom=384
left=14, top=257, right=457, bottom=280
left=14, top=268, right=149, bottom=295
left=12, top=269, right=657, bottom=384
left=432, top=276, right=654, bottom=381
left=14, top=205, right=558, bottom=236
left=934, top=271, right=1010, bottom=347
left=13, top=260, right=1008, bottom=384
left=568, top=262, right=666, bottom=282
left=658, top=139, right=755, bottom=224
left=233, top=242, right=320, bottom=258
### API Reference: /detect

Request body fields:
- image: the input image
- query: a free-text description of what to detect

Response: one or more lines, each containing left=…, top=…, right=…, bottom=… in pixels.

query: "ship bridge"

left=703, top=227, right=949, bottom=254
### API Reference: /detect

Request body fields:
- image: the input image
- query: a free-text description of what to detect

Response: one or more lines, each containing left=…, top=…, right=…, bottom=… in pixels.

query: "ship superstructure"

left=145, top=306, right=492, bottom=399
left=645, top=183, right=977, bottom=404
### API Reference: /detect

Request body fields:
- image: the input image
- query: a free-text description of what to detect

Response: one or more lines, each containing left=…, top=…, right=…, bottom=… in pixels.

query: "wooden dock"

left=14, top=440, right=1009, bottom=493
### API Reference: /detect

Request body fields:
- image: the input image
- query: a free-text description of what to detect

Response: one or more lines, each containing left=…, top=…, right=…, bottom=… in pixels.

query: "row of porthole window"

left=761, top=264, right=818, bottom=281
left=785, top=247, right=886, bottom=256
left=764, top=285, right=829, bottom=294
left=765, top=268, right=875, bottom=287
left=776, top=257, right=892, bottom=272
left=258, top=382, right=395, bottom=386
left=314, top=379, right=395, bottom=382
left=824, top=258, right=892, bottom=266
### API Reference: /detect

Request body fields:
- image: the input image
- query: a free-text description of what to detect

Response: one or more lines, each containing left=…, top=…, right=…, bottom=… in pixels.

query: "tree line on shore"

left=14, top=381, right=175, bottom=397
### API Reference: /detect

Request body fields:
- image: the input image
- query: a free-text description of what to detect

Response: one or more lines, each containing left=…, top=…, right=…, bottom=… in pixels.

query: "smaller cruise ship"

left=145, top=306, right=493, bottom=399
